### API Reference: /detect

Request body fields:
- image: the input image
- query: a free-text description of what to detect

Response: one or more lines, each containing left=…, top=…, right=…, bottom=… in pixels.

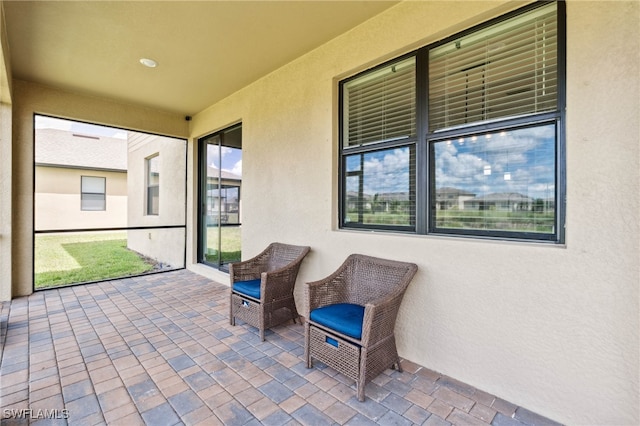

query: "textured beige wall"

left=0, top=2, right=12, bottom=302
left=10, top=80, right=188, bottom=298
left=0, top=101, right=10, bottom=302
left=189, top=1, right=639, bottom=424
left=34, top=167, right=127, bottom=230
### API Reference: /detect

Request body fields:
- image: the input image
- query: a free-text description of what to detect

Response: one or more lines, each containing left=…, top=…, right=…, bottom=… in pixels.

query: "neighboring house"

left=464, top=192, right=534, bottom=211
left=345, top=191, right=372, bottom=212
left=373, top=191, right=411, bottom=213
left=204, top=166, right=241, bottom=225
left=35, top=128, right=186, bottom=269
left=126, top=132, right=187, bottom=269
left=34, top=128, right=128, bottom=230
left=435, top=187, right=476, bottom=210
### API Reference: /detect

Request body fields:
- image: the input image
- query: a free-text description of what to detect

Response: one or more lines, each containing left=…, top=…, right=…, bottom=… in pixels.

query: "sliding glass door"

left=198, top=124, right=242, bottom=270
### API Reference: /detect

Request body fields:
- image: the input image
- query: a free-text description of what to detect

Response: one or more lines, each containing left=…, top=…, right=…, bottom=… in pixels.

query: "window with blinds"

left=428, top=2, right=557, bottom=131
left=81, top=176, right=106, bottom=211
left=343, top=57, right=416, bottom=147
left=339, top=1, right=564, bottom=242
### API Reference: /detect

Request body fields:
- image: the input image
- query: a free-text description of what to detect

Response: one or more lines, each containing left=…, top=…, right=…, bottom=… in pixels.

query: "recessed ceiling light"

left=139, top=58, right=158, bottom=68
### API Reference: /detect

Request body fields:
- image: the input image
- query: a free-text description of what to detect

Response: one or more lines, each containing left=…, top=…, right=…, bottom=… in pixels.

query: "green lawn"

left=347, top=210, right=554, bottom=233
left=35, top=232, right=155, bottom=289
left=204, top=225, right=242, bottom=265
left=435, top=209, right=555, bottom=233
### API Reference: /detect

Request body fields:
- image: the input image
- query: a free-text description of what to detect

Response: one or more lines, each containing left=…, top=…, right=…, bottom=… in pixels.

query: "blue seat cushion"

left=232, top=279, right=261, bottom=299
left=309, top=303, right=365, bottom=340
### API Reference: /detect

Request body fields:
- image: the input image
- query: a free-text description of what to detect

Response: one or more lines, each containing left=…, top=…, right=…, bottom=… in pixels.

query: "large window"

left=339, top=1, right=564, bottom=242
left=81, top=176, right=106, bottom=211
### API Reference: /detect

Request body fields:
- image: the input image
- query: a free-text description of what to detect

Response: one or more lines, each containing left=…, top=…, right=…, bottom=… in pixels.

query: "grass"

left=435, top=209, right=555, bottom=233
left=35, top=232, right=155, bottom=289
left=204, top=226, right=242, bottom=265
left=347, top=209, right=554, bottom=233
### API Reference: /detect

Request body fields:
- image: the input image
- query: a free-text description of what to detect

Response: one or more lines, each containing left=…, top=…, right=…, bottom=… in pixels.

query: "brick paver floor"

left=0, top=270, right=562, bottom=425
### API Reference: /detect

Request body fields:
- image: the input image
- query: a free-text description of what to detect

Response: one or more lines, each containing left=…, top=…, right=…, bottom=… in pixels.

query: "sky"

left=347, top=123, right=556, bottom=200
left=35, top=115, right=128, bottom=140
left=434, top=124, right=556, bottom=199
left=207, top=145, right=242, bottom=177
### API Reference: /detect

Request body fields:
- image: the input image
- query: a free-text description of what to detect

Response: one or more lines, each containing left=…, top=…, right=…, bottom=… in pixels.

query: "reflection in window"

left=146, top=154, right=159, bottom=215
left=344, top=146, right=415, bottom=227
left=433, top=124, right=556, bottom=234
left=81, top=176, right=106, bottom=211
left=338, top=1, right=563, bottom=242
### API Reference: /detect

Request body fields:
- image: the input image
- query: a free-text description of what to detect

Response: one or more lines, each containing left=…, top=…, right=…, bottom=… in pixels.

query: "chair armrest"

left=360, top=289, right=407, bottom=346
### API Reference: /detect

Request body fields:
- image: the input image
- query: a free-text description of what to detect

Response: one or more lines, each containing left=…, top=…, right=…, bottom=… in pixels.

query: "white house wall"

left=127, top=133, right=187, bottom=269
left=188, top=1, right=639, bottom=425
left=34, top=166, right=127, bottom=230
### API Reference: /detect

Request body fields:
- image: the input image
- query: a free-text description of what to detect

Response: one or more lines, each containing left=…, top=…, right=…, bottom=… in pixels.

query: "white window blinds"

left=429, top=3, right=557, bottom=132
left=343, top=57, right=416, bottom=147
left=81, top=176, right=105, bottom=194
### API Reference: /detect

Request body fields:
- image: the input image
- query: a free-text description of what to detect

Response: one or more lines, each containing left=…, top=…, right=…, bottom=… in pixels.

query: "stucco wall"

left=127, top=133, right=187, bottom=267
left=188, top=1, right=639, bottom=424
left=10, top=80, right=188, bottom=298
left=0, top=1, right=13, bottom=303
left=35, top=166, right=127, bottom=230
left=0, top=101, right=11, bottom=303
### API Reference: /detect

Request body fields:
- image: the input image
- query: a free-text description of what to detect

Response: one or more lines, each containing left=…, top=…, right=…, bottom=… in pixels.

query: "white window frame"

left=80, top=175, right=106, bottom=211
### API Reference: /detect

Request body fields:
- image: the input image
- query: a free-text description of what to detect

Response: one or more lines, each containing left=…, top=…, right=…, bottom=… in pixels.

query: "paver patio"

left=0, top=270, right=561, bottom=425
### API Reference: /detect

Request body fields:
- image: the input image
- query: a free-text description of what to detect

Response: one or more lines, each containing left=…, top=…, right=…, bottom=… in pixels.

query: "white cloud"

left=362, top=148, right=410, bottom=194
left=230, top=160, right=242, bottom=176
left=434, top=125, right=556, bottom=198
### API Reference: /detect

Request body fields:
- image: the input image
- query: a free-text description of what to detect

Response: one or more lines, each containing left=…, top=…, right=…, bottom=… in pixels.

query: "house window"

left=341, top=56, right=417, bottom=230
left=339, top=1, right=564, bottom=242
left=146, top=154, right=159, bottom=215
left=80, top=176, right=106, bottom=211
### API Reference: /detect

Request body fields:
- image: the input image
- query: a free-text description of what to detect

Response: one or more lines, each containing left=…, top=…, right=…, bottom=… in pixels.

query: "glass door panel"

left=199, top=125, right=242, bottom=269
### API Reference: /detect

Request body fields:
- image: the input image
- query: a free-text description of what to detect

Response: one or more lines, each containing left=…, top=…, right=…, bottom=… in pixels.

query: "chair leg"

left=291, top=305, right=299, bottom=324
left=357, top=355, right=367, bottom=401
left=229, top=294, right=235, bottom=326
left=357, top=380, right=366, bottom=402
left=259, top=306, right=265, bottom=341
left=304, top=322, right=312, bottom=368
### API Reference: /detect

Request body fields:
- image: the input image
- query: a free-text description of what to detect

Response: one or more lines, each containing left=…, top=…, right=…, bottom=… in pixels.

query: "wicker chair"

left=230, top=242, right=310, bottom=341
left=304, top=254, right=418, bottom=401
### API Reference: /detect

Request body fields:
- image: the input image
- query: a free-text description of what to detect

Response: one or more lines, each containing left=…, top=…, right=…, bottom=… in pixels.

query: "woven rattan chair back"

left=230, top=242, right=310, bottom=341
left=304, top=254, right=418, bottom=401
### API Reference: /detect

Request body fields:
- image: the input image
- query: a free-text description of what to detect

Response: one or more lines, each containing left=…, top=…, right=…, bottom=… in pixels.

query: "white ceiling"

left=3, top=0, right=398, bottom=116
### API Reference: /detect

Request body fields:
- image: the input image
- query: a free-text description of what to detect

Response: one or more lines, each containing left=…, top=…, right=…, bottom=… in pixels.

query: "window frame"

left=80, top=175, right=106, bottom=211
left=146, top=154, right=160, bottom=216
left=338, top=1, right=566, bottom=243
